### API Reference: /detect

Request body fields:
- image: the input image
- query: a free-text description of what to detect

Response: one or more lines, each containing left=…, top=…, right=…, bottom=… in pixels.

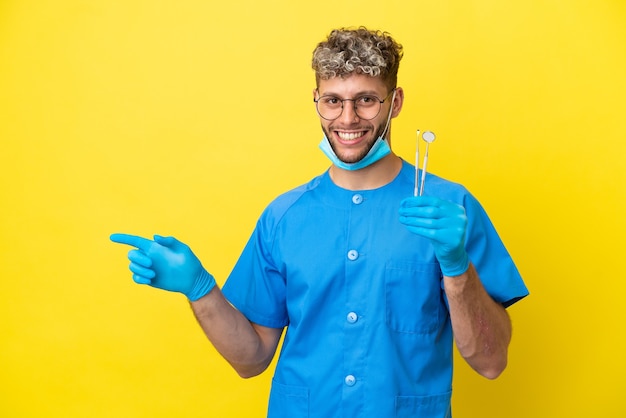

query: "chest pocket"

left=268, top=379, right=309, bottom=418
left=395, top=392, right=452, bottom=417
left=385, top=261, right=445, bottom=334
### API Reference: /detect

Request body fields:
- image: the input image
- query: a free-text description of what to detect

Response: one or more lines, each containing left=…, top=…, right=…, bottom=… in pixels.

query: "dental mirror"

left=422, top=131, right=436, bottom=143
left=419, top=131, right=436, bottom=196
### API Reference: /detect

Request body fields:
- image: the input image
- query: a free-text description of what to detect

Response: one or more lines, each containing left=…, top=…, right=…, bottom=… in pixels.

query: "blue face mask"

left=318, top=89, right=396, bottom=171
left=318, top=135, right=391, bottom=171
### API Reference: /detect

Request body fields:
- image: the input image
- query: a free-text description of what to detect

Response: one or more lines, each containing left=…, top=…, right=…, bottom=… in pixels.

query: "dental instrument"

left=418, top=131, right=436, bottom=196
left=414, top=130, right=420, bottom=196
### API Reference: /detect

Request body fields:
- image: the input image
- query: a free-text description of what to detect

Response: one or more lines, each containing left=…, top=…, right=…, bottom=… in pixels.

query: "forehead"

left=318, top=74, right=387, bottom=97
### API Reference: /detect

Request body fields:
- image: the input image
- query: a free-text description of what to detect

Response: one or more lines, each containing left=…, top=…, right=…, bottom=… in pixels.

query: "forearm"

left=444, top=263, right=512, bottom=379
left=190, top=287, right=281, bottom=378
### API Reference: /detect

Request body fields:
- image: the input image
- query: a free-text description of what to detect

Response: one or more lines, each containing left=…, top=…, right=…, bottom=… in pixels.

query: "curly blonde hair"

left=312, top=27, right=403, bottom=90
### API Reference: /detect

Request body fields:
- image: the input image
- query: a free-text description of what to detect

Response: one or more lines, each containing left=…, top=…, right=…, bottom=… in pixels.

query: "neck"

left=329, top=153, right=402, bottom=191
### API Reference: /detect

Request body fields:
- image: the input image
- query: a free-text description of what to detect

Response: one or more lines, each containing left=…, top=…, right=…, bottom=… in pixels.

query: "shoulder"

left=259, top=172, right=326, bottom=225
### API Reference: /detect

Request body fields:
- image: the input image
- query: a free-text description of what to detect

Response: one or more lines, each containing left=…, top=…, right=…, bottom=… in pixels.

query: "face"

left=314, top=74, right=403, bottom=164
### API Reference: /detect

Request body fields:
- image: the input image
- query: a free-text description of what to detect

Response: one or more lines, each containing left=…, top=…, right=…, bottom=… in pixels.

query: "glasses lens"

left=316, top=96, right=342, bottom=120
left=354, top=95, right=382, bottom=120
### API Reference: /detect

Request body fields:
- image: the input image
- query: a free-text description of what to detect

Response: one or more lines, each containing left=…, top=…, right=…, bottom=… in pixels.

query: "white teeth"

left=337, top=132, right=365, bottom=141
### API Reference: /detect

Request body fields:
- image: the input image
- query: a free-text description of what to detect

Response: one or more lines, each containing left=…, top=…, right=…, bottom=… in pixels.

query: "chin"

left=338, top=152, right=369, bottom=164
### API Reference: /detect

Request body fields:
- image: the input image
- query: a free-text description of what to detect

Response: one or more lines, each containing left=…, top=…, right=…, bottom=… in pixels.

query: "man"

left=111, top=27, right=528, bottom=417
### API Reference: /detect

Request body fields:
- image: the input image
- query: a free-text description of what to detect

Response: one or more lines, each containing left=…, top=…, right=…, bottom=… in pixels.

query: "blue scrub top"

left=222, top=160, right=529, bottom=418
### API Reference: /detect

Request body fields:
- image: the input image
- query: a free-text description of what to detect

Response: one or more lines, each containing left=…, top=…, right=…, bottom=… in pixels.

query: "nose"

left=337, top=99, right=360, bottom=123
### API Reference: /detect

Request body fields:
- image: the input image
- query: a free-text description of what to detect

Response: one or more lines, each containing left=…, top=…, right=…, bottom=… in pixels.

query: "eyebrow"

left=317, top=89, right=382, bottom=98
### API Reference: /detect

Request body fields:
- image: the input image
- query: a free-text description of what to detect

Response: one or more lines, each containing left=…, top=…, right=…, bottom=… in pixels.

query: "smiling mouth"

left=336, top=131, right=366, bottom=141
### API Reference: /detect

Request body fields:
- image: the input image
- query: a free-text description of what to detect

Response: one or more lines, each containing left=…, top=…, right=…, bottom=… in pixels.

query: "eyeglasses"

left=314, top=89, right=395, bottom=121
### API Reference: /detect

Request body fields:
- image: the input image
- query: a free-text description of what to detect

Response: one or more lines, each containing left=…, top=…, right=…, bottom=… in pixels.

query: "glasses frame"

left=313, top=89, right=396, bottom=121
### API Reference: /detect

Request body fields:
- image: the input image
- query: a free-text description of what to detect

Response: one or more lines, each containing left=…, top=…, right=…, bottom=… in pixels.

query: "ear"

left=391, top=87, right=404, bottom=118
left=312, top=88, right=319, bottom=99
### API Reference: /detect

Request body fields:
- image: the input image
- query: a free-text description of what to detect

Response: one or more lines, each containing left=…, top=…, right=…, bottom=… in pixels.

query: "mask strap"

left=380, top=89, right=397, bottom=140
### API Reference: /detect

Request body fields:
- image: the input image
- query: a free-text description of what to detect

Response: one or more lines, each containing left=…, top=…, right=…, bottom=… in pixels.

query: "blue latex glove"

left=398, top=196, right=470, bottom=277
left=110, top=233, right=216, bottom=301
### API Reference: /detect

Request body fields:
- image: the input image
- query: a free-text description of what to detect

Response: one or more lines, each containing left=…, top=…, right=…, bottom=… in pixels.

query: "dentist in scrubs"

left=111, top=27, right=529, bottom=418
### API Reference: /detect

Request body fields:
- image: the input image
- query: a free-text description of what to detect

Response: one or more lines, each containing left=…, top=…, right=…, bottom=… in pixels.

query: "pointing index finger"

left=110, top=233, right=153, bottom=251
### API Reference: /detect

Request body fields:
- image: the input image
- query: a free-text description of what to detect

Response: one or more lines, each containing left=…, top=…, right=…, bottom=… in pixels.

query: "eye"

left=356, top=95, right=377, bottom=106
left=320, top=96, right=341, bottom=106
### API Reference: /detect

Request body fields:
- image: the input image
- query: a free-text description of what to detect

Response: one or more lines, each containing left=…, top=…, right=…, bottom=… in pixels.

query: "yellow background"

left=1, top=0, right=625, bottom=416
